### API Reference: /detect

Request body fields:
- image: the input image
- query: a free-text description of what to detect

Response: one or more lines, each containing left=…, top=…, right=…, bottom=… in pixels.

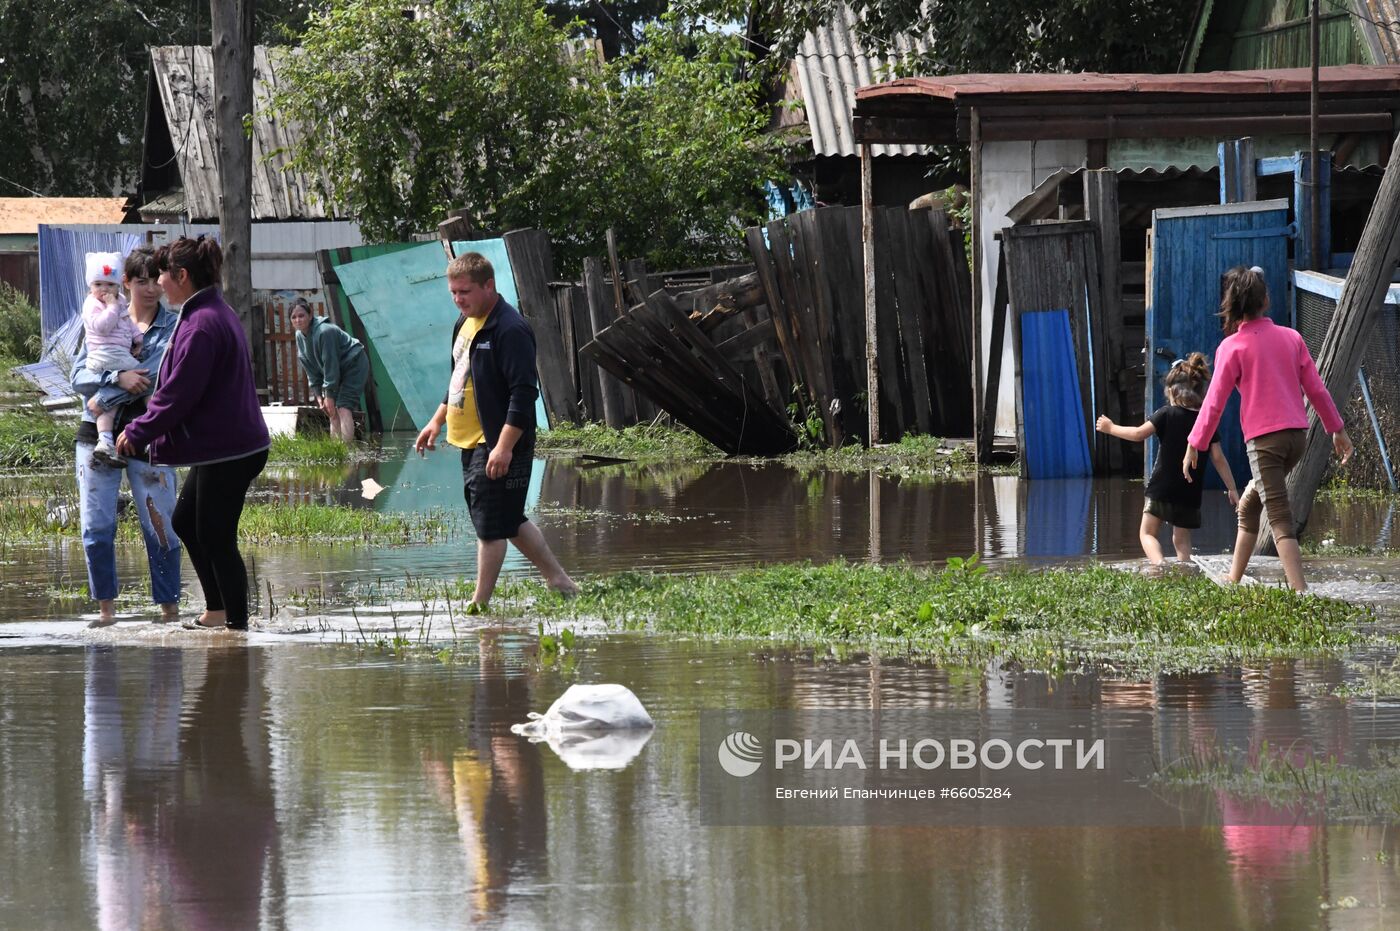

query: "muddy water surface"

left=4, top=637, right=1400, bottom=929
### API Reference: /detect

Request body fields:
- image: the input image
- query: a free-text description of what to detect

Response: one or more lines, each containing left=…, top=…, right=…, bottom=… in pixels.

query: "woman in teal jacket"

left=290, top=298, right=370, bottom=442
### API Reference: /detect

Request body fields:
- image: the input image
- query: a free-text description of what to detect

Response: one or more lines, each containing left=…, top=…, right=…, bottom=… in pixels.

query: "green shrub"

left=0, top=282, right=42, bottom=364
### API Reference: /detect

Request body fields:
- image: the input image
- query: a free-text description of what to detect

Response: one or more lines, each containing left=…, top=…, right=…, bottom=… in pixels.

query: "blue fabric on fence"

left=38, top=226, right=142, bottom=342
left=1020, top=309, right=1092, bottom=479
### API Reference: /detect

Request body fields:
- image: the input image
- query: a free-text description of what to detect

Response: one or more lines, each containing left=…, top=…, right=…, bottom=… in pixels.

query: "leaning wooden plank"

left=745, top=226, right=803, bottom=401
left=581, top=337, right=735, bottom=449
left=1263, top=133, right=1400, bottom=551
left=605, top=312, right=766, bottom=449
left=639, top=296, right=797, bottom=453
left=717, top=317, right=777, bottom=361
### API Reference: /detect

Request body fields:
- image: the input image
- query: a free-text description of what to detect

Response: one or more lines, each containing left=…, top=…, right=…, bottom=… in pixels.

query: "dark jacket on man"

left=446, top=296, right=538, bottom=449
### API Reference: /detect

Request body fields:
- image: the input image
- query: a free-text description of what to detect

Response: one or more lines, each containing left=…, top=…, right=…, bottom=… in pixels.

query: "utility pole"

left=211, top=1, right=255, bottom=348
left=861, top=143, right=879, bottom=445
left=1308, top=0, right=1321, bottom=270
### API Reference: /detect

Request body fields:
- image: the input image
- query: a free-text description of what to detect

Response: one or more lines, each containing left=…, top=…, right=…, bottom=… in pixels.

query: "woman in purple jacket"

left=116, top=237, right=270, bottom=631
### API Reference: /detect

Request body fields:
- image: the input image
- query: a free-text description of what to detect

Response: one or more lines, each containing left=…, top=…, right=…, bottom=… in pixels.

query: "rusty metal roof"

left=0, top=198, right=129, bottom=235
left=792, top=6, right=931, bottom=158
left=148, top=46, right=333, bottom=221
left=857, top=64, right=1400, bottom=104
left=854, top=65, right=1400, bottom=145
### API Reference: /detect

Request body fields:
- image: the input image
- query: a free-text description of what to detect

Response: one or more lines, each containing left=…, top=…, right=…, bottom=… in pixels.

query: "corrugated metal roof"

left=793, top=6, right=930, bottom=158
left=1356, top=1, right=1400, bottom=64
left=0, top=198, right=128, bottom=234
left=150, top=46, right=333, bottom=221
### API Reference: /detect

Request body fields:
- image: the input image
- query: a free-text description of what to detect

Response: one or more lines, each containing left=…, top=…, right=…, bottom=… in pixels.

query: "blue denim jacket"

left=71, top=305, right=180, bottom=425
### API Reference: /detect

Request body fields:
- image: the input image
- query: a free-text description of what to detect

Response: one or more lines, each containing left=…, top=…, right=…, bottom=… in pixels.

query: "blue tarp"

left=1020, top=309, right=1092, bottom=479
left=14, top=313, right=85, bottom=401
left=38, top=225, right=142, bottom=343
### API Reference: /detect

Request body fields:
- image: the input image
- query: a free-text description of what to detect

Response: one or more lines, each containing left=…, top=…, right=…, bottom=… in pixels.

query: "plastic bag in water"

left=511, top=684, right=655, bottom=771
left=511, top=683, right=654, bottom=737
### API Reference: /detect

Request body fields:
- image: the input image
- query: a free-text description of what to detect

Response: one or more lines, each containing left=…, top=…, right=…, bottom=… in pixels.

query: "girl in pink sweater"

left=1182, top=266, right=1353, bottom=591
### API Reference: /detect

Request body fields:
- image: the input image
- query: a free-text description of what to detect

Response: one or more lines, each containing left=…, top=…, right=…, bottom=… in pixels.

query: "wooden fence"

left=260, top=296, right=321, bottom=407
left=745, top=205, right=975, bottom=447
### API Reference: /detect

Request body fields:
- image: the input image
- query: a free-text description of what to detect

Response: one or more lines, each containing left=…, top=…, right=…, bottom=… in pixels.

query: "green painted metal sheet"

left=325, top=242, right=420, bottom=432
left=333, top=239, right=548, bottom=433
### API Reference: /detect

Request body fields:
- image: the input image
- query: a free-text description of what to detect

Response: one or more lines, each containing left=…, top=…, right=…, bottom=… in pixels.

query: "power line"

left=0, top=173, right=47, bottom=197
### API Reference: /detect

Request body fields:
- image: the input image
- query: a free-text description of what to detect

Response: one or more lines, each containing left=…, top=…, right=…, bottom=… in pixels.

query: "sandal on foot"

left=182, top=618, right=227, bottom=631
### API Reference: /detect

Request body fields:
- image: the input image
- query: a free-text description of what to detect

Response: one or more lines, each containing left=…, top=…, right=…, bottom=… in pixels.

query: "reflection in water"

left=0, top=640, right=1396, bottom=927
left=82, top=647, right=276, bottom=930
left=422, top=630, right=546, bottom=921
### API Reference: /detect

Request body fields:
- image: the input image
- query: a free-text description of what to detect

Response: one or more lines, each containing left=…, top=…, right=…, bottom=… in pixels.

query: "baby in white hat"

left=81, top=251, right=142, bottom=466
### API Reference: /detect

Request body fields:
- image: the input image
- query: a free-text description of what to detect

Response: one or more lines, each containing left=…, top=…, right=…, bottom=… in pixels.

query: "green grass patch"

left=469, top=560, right=1376, bottom=675
left=0, top=497, right=453, bottom=545
left=539, top=421, right=720, bottom=460
left=268, top=432, right=351, bottom=464
left=237, top=502, right=454, bottom=544
left=0, top=404, right=76, bottom=470
left=780, top=433, right=975, bottom=478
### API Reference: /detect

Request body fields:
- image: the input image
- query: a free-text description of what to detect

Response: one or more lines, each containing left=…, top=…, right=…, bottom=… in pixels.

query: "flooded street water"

left=3, top=442, right=1400, bottom=927
left=4, top=637, right=1400, bottom=928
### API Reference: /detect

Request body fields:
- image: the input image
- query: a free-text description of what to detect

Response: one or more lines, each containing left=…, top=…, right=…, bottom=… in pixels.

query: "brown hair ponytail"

left=1165, top=351, right=1212, bottom=407
left=1218, top=265, right=1268, bottom=335
left=155, top=235, right=223, bottom=290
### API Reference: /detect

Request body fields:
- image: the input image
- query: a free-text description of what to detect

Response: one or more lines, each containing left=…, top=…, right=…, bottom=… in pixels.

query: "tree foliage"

left=0, top=1, right=308, bottom=197
left=543, top=0, right=669, bottom=60
left=733, top=0, right=1198, bottom=75
left=271, top=0, right=784, bottom=272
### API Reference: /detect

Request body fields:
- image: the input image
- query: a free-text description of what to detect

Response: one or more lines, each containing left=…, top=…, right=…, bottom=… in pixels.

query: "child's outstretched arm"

left=1207, top=442, right=1240, bottom=506
left=1096, top=415, right=1154, bottom=443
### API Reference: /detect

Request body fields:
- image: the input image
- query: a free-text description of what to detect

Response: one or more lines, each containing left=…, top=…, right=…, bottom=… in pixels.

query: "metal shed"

left=851, top=65, right=1400, bottom=454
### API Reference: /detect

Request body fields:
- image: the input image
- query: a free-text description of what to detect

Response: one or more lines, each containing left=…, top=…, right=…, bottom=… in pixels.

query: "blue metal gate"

left=1146, top=199, right=1292, bottom=488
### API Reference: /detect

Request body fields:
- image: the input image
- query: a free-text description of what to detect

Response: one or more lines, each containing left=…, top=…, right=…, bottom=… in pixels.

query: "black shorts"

left=1144, top=497, right=1201, bottom=530
left=462, top=443, right=532, bottom=540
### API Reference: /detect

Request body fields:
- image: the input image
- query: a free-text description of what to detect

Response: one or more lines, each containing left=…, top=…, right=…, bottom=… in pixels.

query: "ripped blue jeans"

left=76, top=443, right=182, bottom=605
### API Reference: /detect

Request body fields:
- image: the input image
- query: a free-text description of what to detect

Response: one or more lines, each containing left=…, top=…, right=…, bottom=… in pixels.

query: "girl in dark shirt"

left=1097, top=353, right=1239, bottom=565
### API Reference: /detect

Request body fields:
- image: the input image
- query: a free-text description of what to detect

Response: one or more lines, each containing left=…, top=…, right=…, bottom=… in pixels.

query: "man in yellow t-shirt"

left=413, top=252, right=577, bottom=612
